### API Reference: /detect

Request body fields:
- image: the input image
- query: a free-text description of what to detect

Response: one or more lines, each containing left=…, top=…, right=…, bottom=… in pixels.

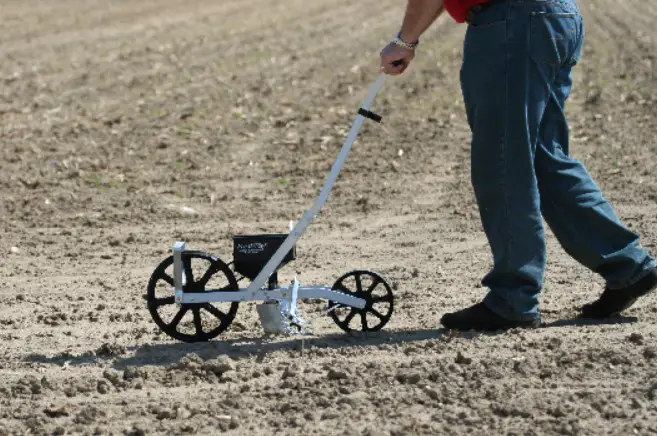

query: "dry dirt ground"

left=1, top=0, right=657, bottom=435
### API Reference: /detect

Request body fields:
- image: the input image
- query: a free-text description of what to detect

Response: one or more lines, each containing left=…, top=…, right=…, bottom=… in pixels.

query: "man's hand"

left=380, top=0, right=445, bottom=75
left=380, top=42, right=415, bottom=75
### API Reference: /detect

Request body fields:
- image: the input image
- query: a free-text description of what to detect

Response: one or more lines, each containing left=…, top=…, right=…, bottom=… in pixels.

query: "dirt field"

left=1, top=0, right=657, bottom=434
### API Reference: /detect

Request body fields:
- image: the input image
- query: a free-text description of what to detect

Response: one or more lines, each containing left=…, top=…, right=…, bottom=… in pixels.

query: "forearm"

left=399, top=0, right=444, bottom=43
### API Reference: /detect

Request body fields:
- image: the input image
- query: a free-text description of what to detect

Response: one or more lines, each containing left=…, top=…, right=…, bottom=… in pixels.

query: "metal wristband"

left=392, top=32, right=418, bottom=50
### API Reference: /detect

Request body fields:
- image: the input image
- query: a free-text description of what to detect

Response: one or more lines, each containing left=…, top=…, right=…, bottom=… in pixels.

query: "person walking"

left=379, top=0, right=657, bottom=331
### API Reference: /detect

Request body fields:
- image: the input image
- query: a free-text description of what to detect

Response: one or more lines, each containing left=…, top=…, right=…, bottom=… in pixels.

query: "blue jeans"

left=459, top=0, right=656, bottom=321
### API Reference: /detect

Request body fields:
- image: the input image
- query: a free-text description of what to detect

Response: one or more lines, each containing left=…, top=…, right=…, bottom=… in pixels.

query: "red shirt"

left=443, top=0, right=492, bottom=23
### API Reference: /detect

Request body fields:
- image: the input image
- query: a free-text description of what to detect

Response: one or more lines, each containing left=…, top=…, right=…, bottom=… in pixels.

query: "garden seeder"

left=146, top=71, right=397, bottom=343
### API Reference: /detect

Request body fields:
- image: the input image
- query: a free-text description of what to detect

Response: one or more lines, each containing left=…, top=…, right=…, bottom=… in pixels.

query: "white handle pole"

left=245, top=73, right=388, bottom=295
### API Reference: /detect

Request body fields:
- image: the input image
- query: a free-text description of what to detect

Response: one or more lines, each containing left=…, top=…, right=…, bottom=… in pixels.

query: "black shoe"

left=440, top=301, right=541, bottom=332
left=580, top=268, right=657, bottom=318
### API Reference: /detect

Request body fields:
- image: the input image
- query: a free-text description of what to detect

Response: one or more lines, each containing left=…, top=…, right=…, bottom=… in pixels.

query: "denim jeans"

left=459, top=0, right=656, bottom=320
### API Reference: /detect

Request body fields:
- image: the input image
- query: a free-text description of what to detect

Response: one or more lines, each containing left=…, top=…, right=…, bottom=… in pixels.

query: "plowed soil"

left=2, top=1, right=657, bottom=435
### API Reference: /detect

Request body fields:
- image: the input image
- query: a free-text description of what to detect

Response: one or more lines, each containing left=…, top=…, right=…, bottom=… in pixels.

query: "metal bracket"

left=172, top=241, right=186, bottom=304
left=257, top=278, right=306, bottom=335
left=357, top=108, right=382, bottom=123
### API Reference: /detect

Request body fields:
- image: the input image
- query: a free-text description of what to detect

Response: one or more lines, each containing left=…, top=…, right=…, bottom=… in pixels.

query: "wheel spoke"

left=360, top=312, right=368, bottom=330
left=372, top=294, right=393, bottom=303
left=160, top=273, right=174, bottom=286
left=368, top=307, right=386, bottom=320
left=183, top=257, right=194, bottom=285
left=193, top=308, right=203, bottom=335
left=152, top=296, right=175, bottom=308
left=197, top=263, right=220, bottom=288
left=365, top=277, right=382, bottom=294
left=343, top=309, right=357, bottom=327
left=202, top=303, right=227, bottom=322
left=169, top=307, right=189, bottom=329
left=355, top=274, right=363, bottom=293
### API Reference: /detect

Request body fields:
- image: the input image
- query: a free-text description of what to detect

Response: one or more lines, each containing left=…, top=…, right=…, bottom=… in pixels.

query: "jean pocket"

left=469, top=18, right=507, bottom=29
left=529, top=12, right=579, bottom=66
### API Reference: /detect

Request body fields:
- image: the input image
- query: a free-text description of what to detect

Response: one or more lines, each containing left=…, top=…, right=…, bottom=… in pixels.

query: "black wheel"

left=328, top=270, right=394, bottom=332
left=146, top=251, right=239, bottom=342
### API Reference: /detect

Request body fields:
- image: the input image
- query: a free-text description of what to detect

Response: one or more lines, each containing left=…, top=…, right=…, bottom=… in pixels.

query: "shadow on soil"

left=23, top=316, right=638, bottom=369
left=23, top=327, right=449, bottom=369
left=111, top=328, right=451, bottom=369
left=541, top=315, right=638, bottom=328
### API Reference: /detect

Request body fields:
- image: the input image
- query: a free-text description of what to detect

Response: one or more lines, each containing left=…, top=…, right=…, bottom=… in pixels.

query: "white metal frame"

left=170, top=73, right=389, bottom=332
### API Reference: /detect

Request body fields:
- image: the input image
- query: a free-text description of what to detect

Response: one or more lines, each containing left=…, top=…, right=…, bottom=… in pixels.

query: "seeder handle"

left=245, top=73, right=390, bottom=296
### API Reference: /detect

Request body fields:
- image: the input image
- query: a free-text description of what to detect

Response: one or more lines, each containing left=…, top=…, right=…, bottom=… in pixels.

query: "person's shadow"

left=23, top=315, right=637, bottom=370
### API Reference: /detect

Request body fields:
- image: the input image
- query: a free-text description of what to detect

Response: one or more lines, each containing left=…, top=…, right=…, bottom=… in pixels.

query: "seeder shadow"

left=111, top=327, right=449, bottom=369
left=21, top=327, right=450, bottom=369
